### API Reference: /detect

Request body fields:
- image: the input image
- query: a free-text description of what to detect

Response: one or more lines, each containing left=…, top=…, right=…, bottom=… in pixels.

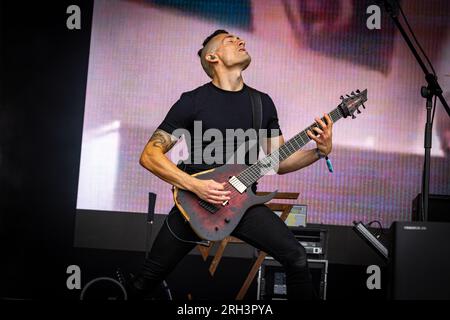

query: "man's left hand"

left=306, top=113, right=333, bottom=156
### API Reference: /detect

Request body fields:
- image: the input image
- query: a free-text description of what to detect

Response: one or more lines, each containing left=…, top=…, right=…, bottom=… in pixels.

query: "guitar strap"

left=248, top=87, right=263, bottom=158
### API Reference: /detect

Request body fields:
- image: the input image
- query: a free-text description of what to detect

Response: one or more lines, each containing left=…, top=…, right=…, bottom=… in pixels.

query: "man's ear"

left=206, top=54, right=217, bottom=62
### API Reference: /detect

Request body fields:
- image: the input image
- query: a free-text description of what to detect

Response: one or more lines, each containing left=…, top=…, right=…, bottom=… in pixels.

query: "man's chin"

left=241, top=56, right=251, bottom=71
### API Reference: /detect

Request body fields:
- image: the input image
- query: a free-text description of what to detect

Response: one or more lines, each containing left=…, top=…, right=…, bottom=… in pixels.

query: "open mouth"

left=239, top=48, right=246, bottom=52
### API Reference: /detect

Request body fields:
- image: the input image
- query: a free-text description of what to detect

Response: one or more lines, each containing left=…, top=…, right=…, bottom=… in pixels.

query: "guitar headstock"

left=339, top=89, right=368, bottom=119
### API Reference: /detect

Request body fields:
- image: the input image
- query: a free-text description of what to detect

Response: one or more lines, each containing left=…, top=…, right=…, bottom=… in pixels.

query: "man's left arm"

left=261, top=114, right=333, bottom=175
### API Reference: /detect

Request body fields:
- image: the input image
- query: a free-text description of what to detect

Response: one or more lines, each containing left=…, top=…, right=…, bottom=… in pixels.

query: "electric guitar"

left=173, top=89, right=368, bottom=241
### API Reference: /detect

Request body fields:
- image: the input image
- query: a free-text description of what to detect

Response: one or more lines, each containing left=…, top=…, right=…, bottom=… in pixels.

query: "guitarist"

left=130, top=30, right=333, bottom=300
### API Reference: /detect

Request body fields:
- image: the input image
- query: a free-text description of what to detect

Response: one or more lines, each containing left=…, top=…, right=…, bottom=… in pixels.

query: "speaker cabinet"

left=412, top=193, right=450, bottom=222
left=388, top=221, right=450, bottom=300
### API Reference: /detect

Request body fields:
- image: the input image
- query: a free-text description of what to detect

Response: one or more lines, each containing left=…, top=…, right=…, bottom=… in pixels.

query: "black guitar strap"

left=248, top=87, right=263, bottom=158
left=248, top=87, right=263, bottom=131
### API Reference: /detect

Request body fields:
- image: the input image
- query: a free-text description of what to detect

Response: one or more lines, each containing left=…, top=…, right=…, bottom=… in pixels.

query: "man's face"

left=210, top=33, right=251, bottom=71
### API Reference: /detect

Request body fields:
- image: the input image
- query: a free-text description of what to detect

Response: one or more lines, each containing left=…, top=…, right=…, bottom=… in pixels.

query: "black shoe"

left=115, top=268, right=173, bottom=300
left=115, top=268, right=148, bottom=300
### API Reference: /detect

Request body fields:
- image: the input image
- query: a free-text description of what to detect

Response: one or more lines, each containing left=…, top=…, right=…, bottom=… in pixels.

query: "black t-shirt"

left=157, top=82, right=282, bottom=174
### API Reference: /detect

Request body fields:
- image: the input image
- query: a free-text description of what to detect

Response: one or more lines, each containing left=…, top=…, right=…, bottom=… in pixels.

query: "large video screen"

left=76, top=0, right=450, bottom=227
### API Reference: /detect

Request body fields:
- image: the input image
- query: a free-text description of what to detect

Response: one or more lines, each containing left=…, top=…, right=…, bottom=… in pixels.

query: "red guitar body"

left=173, top=164, right=277, bottom=241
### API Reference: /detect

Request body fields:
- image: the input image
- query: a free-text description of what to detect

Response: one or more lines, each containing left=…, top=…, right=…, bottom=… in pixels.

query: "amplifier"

left=388, top=221, right=450, bottom=300
left=412, top=193, right=450, bottom=222
left=300, top=242, right=323, bottom=255
left=291, top=225, right=328, bottom=259
left=257, top=257, right=328, bottom=300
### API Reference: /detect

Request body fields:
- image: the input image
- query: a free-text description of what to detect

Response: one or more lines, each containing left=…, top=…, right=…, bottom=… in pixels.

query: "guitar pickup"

left=198, top=199, right=219, bottom=213
left=229, top=176, right=247, bottom=193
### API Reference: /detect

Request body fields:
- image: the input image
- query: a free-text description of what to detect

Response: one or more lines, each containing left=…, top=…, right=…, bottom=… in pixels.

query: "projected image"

left=77, top=0, right=450, bottom=226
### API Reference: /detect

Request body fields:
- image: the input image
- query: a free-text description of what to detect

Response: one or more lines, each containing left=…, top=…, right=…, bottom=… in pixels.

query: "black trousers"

left=134, top=204, right=317, bottom=300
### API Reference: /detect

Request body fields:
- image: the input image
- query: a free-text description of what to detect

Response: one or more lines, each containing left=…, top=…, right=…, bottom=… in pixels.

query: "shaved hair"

left=197, top=29, right=229, bottom=79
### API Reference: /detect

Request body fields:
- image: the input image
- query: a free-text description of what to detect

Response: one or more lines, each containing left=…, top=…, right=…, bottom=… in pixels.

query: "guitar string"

left=205, top=116, right=333, bottom=205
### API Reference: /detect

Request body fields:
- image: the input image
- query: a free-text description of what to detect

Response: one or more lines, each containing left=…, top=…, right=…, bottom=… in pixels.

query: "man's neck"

left=211, top=70, right=244, bottom=92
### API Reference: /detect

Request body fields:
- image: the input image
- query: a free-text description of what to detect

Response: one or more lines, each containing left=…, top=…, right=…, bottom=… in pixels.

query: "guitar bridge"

left=198, top=199, right=219, bottom=213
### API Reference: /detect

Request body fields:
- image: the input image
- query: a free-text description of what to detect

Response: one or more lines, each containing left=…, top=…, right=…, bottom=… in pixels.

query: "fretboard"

left=236, top=105, right=344, bottom=186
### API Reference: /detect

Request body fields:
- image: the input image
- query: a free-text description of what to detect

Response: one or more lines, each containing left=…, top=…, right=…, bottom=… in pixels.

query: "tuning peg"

left=362, top=103, right=366, bottom=109
left=351, top=91, right=355, bottom=95
left=356, top=89, right=360, bottom=93
left=356, top=108, right=361, bottom=114
left=352, top=114, right=356, bottom=119
left=346, top=94, right=351, bottom=98
left=340, top=95, right=344, bottom=100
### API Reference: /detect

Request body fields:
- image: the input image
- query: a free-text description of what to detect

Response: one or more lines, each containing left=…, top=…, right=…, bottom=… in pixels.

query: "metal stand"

left=380, top=0, right=450, bottom=221
left=145, top=192, right=172, bottom=300
left=145, top=192, right=156, bottom=259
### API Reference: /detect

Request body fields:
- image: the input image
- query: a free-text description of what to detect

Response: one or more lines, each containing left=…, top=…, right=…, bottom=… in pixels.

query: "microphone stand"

left=145, top=192, right=173, bottom=300
left=145, top=192, right=156, bottom=259
left=380, top=0, right=450, bottom=221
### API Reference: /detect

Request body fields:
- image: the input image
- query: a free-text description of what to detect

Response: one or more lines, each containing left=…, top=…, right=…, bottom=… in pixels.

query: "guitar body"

left=173, top=164, right=278, bottom=241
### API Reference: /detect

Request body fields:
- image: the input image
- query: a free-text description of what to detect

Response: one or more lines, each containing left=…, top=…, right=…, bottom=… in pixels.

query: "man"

left=130, top=29, right=333, bottom=300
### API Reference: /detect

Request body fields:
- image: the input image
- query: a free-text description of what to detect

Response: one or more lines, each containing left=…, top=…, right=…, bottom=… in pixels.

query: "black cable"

left=367, top=220, right=384, bottom=229
left=366, top=220, right=385, bottom=238
left=421, top=159, right=425, bottom=219
left=398, top=3, right=436, bottom=76
left=420, top=94, right=438, bottom=220
left=431, top=95, right=437, bottom=124
left=165, top=214, right=211, bottom=247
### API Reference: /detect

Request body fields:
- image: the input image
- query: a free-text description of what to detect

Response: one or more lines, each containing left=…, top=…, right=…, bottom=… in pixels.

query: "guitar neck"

left=237, top=105, right=345, bottom=186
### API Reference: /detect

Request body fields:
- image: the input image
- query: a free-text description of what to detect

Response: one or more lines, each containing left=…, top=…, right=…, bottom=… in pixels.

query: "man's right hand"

left=190, top=179, right=231, bottom=205
left=140, top=129, right=233, bottom=202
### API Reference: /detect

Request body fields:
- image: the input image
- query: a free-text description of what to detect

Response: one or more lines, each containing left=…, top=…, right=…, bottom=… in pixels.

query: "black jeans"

left=134, top=204, right=317, bottom=300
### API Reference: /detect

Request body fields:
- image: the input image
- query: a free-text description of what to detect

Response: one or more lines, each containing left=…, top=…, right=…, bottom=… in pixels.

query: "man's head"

left=197, top=29, right=251, bottom=79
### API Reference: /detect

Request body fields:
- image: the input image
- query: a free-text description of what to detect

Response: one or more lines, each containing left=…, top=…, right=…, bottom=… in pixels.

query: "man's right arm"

left=139, top=129, right=230, bottom=204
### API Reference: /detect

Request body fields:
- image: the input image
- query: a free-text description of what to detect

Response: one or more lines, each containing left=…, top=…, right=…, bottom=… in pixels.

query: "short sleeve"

left=263, top=93, right=282, bottom=138
left=157, top=92, right=195, bottom=138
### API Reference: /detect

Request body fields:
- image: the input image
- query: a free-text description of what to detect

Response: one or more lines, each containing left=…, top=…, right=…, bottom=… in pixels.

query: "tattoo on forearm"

left=149, top=129, right=177, bottom=152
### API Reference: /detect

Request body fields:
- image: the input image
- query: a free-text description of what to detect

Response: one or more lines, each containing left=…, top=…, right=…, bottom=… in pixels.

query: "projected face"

left=209, top=33, right=251, bottom=72
left=441, top=129, right=450, bottom=156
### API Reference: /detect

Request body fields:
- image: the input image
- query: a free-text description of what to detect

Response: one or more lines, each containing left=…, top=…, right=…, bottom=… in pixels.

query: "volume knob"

left=224, top=218, right=231, bottom=223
